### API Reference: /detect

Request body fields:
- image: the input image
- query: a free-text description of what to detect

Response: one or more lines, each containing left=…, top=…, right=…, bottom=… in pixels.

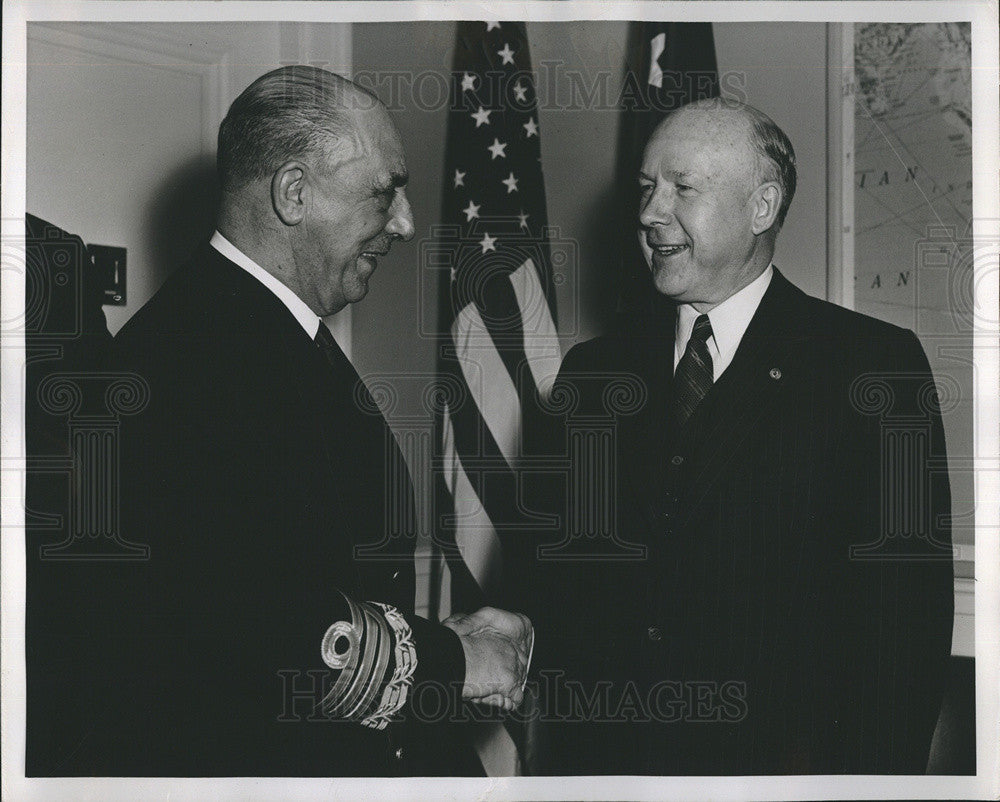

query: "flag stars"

left=487, top=138, right=508, bottom=159
left=523, top=117, right=539, bottom=138
left=502, top=172, right=519, bottom=193
left=497, top=43, right=515, bottom=65
left=517, top=210, right=529, bottom=229
left=460, top=73, right=477, bottom=92
left=462, top=200, right=481, bottom=221
left=453, top=169, right=466, bottom=188
left=486, top=21, right=501, bottom=31
left=512, top=81, right=528, bottom=103
left=471, top=106, right=492, bottom=127
left=479, top=232, right=497, bottom=253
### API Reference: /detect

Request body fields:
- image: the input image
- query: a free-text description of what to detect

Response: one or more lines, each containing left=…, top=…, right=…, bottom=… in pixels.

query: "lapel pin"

left=769, top=368, right=782, bottom=380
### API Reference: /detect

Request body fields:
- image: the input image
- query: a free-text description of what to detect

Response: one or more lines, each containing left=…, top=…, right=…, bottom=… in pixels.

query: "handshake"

left=443, top=607, right=534, bottom=711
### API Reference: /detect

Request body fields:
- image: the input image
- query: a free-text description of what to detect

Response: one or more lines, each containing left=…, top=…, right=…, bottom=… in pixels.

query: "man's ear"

left=271, top=161, right=308, bottom=226
left=750, top=182, right=782, bottom=235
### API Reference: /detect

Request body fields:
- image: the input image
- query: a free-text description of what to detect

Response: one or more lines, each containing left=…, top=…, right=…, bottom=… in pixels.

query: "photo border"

left=3, top=2, right=997, bottom=800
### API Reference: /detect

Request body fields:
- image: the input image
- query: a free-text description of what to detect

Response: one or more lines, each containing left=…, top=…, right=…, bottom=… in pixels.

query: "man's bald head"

left=217, top=66, right=380, bottom=192
left=664, top=98, right=797, bottom=230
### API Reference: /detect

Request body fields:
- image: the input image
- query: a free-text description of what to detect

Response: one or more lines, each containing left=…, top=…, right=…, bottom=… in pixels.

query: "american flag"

left=433, top=19, right=560, bottom=775
left=435, top=20, right=559, bottom=617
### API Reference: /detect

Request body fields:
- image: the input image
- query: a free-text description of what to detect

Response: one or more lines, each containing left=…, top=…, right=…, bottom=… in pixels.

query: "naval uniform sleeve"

left=314, top=597, right=465, bottom=729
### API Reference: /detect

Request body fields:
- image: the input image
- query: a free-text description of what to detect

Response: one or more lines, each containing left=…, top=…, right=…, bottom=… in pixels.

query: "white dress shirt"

left=210, top=230, right=321, bottom=340
left=673, top=265, right=774, bottom=380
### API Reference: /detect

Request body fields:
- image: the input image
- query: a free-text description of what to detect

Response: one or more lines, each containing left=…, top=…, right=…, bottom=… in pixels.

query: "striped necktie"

left=671, top=313, right=714, bottom=429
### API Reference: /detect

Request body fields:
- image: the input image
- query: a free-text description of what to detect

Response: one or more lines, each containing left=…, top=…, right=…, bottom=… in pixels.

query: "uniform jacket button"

left=394, top=747, right=404, bottom=760
left=647, top=626, right=663, bottom=642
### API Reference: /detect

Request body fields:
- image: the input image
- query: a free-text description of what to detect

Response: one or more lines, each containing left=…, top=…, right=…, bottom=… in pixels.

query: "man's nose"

left=386, top=189, right=415, bottom=242
left=638, top=185, right=675, bottom=229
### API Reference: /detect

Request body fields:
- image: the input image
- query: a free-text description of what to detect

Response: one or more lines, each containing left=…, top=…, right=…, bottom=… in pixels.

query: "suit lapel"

left=630, top=303, right=677, bottom=445
left=289, top=318, right=417, bottom=571
left=621, top=306, right=678, bottom=540
left=675, top=270, right=804, bottom=515
left=202, top=247, right=373, bottom=574
left=195, top=246, right=417, bottom=604
left=205, top=248, right=356, bottom=489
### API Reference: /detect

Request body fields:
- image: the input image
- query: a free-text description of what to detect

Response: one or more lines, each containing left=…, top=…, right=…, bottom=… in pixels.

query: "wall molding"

left=825, top=21, right=855, bottom=309
left=29, top=22, right=232, bottom=68
left=954, top=575, right=974, bottom=658
left=29, top=22, right=229, bottom=154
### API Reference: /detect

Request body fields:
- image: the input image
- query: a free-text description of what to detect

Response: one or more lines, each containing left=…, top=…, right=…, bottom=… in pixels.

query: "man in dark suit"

left=529, top=99, right=953, bottom=775
left=26, top=66, right=531, bottom=777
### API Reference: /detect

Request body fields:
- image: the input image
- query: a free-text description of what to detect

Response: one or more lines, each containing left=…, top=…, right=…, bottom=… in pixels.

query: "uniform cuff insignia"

left=319, top=594, right=415, bottom=729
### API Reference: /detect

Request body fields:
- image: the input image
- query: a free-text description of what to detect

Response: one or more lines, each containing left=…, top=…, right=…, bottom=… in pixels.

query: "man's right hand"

left=442, top=607, right=533, bottom=711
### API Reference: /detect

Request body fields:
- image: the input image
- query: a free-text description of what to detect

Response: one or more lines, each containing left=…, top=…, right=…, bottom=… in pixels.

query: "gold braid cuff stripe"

left=318, top=594, right=415, bottom=727
left=361, top=602, right=417, bottom=730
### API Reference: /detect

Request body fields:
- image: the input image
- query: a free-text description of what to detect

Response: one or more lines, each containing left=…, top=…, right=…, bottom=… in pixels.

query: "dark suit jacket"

left=528, top=268, right=953, bottom=775
left=26, top=243, right=473, bottom=777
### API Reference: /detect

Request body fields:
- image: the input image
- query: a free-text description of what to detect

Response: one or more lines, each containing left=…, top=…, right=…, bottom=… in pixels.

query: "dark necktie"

left=671, top=313, right=714, bottom=430
left=314, top=322, right=375, bottom=410
left=314, top=322, right=342, bottom=369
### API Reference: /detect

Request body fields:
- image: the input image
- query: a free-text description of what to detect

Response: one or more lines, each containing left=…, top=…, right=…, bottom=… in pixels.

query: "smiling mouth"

left=359, top=250, right=388, bottom=267
left=650, top=243, right=689, bottom=257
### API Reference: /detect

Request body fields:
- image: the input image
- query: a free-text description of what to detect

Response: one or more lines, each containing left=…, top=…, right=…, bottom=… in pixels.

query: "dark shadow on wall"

left=576, top=182, right=626, bottom=339
left=927, top=655, right=977, bottom=775
left=144, top=152, right=220, bottom=290
left=590, top=19, right=669, bottom=339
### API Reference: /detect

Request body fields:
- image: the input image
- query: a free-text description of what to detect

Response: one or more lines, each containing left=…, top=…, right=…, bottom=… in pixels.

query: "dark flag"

left=432, top=20, right=560, bottom=775
left=617, top=21, right=720, bottom=320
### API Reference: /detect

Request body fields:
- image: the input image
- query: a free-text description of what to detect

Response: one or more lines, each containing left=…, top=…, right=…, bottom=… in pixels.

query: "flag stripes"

left=451, top=302, right=522, bottom=467
left=436, top=19, right=558, bottom=612
left=434, top=20, right=559, bottom=774
left=440, top=402, right=504, bottom=597
left=509, top=260, right=561, bottom=401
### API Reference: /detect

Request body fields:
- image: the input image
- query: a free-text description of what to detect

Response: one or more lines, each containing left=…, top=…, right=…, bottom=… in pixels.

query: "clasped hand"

left=443, top=606, right=533, bottom=712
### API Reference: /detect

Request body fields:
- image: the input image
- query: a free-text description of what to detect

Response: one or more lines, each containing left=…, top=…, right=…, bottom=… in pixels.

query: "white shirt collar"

left=210, top=230, right=321, bottom=340
left=674, top=264, right=774, bottom=380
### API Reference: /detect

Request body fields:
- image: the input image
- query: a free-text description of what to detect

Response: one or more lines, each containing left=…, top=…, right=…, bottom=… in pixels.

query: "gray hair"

left=217, top=65, right=378, bottom=191
left=744, top=106, right=797, bottom=229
